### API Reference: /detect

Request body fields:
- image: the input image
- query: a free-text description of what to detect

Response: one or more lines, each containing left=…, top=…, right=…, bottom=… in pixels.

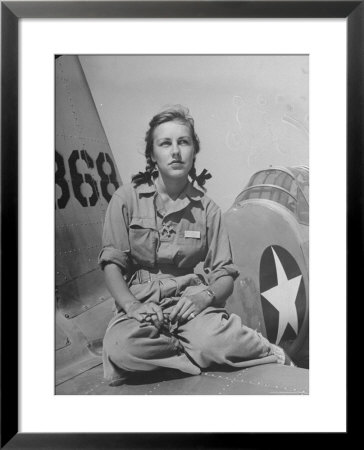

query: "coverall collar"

left=137, top=179, right=204, bottom=202
left=137, top=179, right=204, bottom=218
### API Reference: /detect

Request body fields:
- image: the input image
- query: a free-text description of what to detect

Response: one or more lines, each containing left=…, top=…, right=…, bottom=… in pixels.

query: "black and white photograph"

left=55, top=54, right=309, bottom=395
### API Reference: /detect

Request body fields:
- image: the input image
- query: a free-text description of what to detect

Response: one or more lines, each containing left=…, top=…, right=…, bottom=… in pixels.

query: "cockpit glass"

left=291, top=168, right=309, bottom=202
left=297, top=189, right=309, bottom=225
left=237, top=168, right=308, bottom=221
left=238, top=186, right=296, bottom=214
left=248, top=171, right=268, bottom=186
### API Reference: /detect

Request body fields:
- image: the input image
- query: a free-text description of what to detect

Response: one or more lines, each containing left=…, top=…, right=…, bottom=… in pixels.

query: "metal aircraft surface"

left=55, top=55, right=308, bottom=395
left=224, top=166, right=309, bottom=368
left=55, top=55, right=122, bottom=385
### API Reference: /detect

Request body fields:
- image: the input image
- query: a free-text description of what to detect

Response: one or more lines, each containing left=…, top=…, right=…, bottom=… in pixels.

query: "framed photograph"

left=1, top=0, right=356, bottom=446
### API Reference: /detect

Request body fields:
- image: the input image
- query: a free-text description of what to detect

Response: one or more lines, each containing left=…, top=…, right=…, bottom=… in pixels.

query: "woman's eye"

left=179, top=139, right=190, bottom=145
left=160, top=141, right=170, bottom=147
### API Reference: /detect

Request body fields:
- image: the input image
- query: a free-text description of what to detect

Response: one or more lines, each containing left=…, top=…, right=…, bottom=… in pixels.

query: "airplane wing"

left=56, top=363, right=308, bottom=395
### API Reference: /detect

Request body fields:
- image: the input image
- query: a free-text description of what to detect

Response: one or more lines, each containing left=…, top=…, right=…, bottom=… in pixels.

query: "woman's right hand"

left=126, top=301, right=164, bottom=330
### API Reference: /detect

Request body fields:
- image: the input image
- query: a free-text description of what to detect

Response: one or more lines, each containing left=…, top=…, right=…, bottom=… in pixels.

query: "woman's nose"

left=171, top=142, right=181, bottom=157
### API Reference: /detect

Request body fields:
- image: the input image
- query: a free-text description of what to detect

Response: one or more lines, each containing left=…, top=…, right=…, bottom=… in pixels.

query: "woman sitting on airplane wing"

left=98, top=105, right=293, bottom=386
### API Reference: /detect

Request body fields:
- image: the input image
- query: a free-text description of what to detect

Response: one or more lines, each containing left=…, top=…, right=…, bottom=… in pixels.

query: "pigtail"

left=189, top=163, right=212, bottom=191
left=131, top=156, right=158, bottom=187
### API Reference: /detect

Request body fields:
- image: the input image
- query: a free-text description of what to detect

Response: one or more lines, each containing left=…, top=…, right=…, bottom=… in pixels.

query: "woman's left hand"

left=169, top=291, right=211, bottom=324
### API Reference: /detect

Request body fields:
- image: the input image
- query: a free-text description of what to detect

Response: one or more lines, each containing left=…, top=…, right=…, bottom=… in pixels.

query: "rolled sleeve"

left=203, top=203, right=240, bottom=285
left=98, top=247, right=130, bottom=271
left=98, top=189, right=132, bottom=274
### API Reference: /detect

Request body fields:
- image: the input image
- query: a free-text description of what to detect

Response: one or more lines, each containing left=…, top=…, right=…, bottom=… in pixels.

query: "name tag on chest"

left=184, top=230, right=201, bottom=239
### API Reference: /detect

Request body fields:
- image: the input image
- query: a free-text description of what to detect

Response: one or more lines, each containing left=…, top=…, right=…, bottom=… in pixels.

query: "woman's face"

left=152, top=120, right=195, bottom=181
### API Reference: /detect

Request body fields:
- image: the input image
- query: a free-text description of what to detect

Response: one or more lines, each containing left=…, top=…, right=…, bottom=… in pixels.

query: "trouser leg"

left=177, top=306, right=278, bottom=369
left=103, top=317, right=201, bottom=384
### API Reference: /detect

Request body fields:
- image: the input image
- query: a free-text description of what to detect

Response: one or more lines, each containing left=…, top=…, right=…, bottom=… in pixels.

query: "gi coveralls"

left=98, top=181, right=279, bottom=384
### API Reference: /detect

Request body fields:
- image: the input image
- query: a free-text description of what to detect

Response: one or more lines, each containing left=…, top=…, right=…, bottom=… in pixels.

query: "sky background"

left=80, top=55, right=308, bottom=212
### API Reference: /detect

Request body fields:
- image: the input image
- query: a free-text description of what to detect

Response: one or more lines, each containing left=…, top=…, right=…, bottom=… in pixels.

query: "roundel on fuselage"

left=259, top=245, right=306, bottom=351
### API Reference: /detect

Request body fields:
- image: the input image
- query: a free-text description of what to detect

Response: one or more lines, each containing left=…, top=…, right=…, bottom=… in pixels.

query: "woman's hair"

left=131, top=105, right=211, bottom=189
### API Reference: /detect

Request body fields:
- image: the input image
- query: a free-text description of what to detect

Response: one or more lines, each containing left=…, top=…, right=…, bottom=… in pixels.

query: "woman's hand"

left=169, top=291, right=211, bottom=324
left=126, top=301, right=164, bottom=330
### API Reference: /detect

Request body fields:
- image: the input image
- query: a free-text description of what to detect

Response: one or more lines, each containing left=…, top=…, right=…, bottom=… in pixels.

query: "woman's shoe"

left=270, top=343, right=296, bottom=367
left=109, top=375, right=128, bottom=387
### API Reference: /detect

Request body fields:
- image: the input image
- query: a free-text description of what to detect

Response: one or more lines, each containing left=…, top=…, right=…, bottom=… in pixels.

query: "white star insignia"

left=261, top=248, right=302, bottom=344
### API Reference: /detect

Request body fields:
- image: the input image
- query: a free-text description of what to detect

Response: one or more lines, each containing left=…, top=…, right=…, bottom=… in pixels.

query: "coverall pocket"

left=174, top=230, right=205, bottom=267
left=129, top=217, right=157, bottom=267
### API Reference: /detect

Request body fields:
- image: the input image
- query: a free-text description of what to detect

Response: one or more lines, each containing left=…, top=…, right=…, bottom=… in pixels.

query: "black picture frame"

left=1, top=1, right=356, bottom=447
